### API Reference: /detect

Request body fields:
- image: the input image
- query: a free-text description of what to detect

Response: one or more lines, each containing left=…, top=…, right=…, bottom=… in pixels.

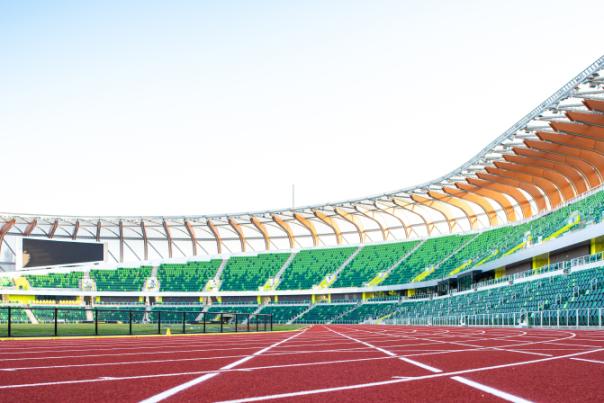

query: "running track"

left=0, top=325, right=603, bottom=402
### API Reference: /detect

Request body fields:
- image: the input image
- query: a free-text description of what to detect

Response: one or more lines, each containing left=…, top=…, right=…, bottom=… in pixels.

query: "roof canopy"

left=2, top=56, right=604, bottom=263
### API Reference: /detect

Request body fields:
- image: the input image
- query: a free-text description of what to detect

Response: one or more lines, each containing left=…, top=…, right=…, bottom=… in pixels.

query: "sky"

left=1, top=0, right=603, bottom=217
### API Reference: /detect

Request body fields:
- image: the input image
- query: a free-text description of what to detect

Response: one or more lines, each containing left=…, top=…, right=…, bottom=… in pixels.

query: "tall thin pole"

left=292, top=184, right=295, bottom=210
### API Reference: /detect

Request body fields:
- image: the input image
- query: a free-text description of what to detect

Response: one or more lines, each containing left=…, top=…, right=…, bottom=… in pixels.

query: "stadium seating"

left=205, top=305, right=259, bottom=323
left=333, top=241, right=419, bottom=288
left=335, top=301, right=398, bottom=323
left=0, top=307, right=29, bottom=323
left=383, top=234, right=472, bottom=285
left=220, top=253, right=290, bottom=291
left=432, top=227, right=522, bottom=280
left=96, top=306, right=146, bottom=322
left=393, top=265, right=604, bottom=321
left=150, top=306, right=204, bottom=323
left=26, top=272, right=83, bottom=289
left=158, top=260, right=222, bottom=291
left=31, top=307, right=87, bottom=322
left=257, top=305, right=308, bottom=323
left=294, top=303, right=356, bottom=323
left=91, top=267, right=152, bottom=291
left=278, top=247, right=356, bottom=290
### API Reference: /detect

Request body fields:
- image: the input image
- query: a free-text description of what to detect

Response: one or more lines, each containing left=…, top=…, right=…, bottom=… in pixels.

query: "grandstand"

left=0, top=55, right=603, bottom=335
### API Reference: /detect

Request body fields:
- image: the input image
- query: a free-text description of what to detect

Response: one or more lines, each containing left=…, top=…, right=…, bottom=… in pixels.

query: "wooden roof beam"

left=207, top=220, right=223, bottom=254
left=524, top=140, right=604, bottom=187
left=228, top=218, right=247, bottom=252
left=184, top=220, right=198, bottom=256
left=294, top=213, right=319, bottom=246
left=250, top=217, right=271, bottom=251
left=505, top=152, right=588, bottom=194
left=335, top=207, right=366, bottom=243
left=271, top=214, right=295, bottom=249
left=494, top=161, right=575, bottom=200
left=442, top=186, right=500, bottom=226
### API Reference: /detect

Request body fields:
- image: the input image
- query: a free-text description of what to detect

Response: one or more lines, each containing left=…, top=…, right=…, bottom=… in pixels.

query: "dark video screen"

left=22, top=238, right=105, bottom=268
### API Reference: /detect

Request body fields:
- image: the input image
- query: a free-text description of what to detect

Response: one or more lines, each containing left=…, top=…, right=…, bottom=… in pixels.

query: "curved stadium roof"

left=2, top=56, right=604, bottom=263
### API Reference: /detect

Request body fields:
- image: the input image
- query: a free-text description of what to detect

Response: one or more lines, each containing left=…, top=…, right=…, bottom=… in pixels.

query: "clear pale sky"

left=1, top=0, right=602, bottom=217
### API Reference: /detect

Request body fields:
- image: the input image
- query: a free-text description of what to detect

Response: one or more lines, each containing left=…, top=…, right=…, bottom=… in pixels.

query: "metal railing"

left=384, top=308, right=604, bottom=328
left=0, top=306, right=272, bottom=338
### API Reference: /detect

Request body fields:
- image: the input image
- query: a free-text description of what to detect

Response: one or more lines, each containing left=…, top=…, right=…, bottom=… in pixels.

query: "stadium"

left=0, top=54, right=603, bottom=401
left=3, top=0, right=604, bottom=399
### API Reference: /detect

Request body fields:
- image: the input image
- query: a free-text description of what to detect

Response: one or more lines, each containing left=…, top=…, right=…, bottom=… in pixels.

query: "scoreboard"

left=17, top=238, right=106, bottom=270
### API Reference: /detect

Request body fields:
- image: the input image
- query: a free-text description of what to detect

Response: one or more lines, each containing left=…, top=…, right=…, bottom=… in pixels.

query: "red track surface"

left=0, top=325, right=603, bottom=402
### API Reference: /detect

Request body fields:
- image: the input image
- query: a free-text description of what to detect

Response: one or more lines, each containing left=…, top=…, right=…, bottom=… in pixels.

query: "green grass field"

left=0, top=322, right=304, bottom=338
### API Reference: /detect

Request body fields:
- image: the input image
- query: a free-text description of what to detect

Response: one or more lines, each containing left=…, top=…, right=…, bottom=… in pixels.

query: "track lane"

left=0, top=325, right=603, bottom=402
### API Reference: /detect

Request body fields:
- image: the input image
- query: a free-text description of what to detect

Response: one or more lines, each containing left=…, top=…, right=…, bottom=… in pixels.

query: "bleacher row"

left=12, top=190, right=604, bottom=293
left=5, top=262, right=603, bottom=325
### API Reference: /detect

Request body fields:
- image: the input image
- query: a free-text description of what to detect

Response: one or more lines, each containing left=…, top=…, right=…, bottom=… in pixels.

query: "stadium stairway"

left=211, top=259, right=228, bottom=290
left=257, top=304, right=308, bottom=324
left=359, top=240, right=426, bottom=288
left=326, top=245, right=365, bottom=286
left=426, top=233, right=480, bottom=280
left=270, top=252, right=298, bottom=289
left=287, top=304, right=315, bottom=324
left=327, top=302, right=362, bottom=324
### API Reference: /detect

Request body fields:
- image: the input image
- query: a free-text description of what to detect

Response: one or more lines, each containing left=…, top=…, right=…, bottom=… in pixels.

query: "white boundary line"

left=139, top=329, right=307, bottom=403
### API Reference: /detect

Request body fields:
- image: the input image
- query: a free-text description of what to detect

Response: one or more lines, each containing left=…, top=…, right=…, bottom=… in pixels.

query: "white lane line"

left=398, top=356, right=442, bottom=373
left=0, top=351, right=392, bottom=373
left=138, top=329, right=307, bottom=403
left=1, top=346, right=601, bottom=393
left=0, top=343, right=294, bottom=363
left=492, top=348, right=552, bottom=357
left=327, top=328, right=442, bottom=373
left=450, top=376, right=532, bottom=403
left=0, top=340, right=468, bottom=370
left=215, top=347, right=604, bottom=403
left=327, top=327, right=534, bottom=403
left=342, top=326, right=572, bottom=359
left=570, top=357, right=604, bottom=365
left=0, top=339, right=314, bottom=358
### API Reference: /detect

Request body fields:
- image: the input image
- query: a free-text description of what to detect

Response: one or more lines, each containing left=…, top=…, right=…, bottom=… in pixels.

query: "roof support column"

left=0, top=219, right=16, bottom=254
left=294, top=213, right=319, bottom=246
left=184, top=220, right=198, bottom=256
left=162, top=220, right=173, bottom=258
left=23, top=219, right=37, bottom=236
left=228, top=218, right=246, bottom=252
left=250, top=217, right=271, bottom=251
left=313, top=211, right=342, bottom=244
left=48, top=219, right=59, bottom=239
left=207, top=220, right=223, bottom=254
left=335, top=207, right=365, bottom=243
left=271, top=214, right=295, bottom=249
left=118, top=220, right=124, bottom=263
left=72, top=220, right=80, bottom=240
left=140, top=220, right=149, bottom=260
